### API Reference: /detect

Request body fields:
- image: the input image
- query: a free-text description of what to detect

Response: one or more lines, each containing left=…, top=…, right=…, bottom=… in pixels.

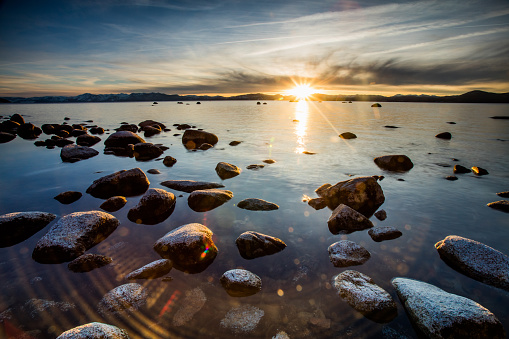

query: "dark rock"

left=496, top=191, right=509, bottom=198
left=54, top=191, right=82, bottom=204
left=10, top=113, right=25, bottom=125
left=374, top=209, right=387, bottom=221
left=104, top=144, right=134, bottom=157
left=215, top=162, right=241, bottom=180
left=198, top=143, right=213, bottom=150
left=100, top=196, right=127, bottom=212
left=17, top=123, right=42, bottom=139
left=143, top=125, right=162, bottom=137
left=339, top=132, right=357, bottom=139
left=55, top=139, right=74, bottom=147
left=71, top=129, right=88, bottom=137
left=445, top=175, right=458, bottom=181
left=60, top=144, right=99, bottom=162
left=126, top=259, right=172, bottom=279
left=188, top=189, right=233, bottom=212
left=34, top=140, right=46, bottom=146
left=160, top=180, right=224, bottom=193
left=489, top=116, right=509, bottom=119
left=435, top=132, right=452, bottom=139
left=371, top=103, right=382, bottom=107
left=487, top=200, right=509, bottom=212
left=0, top=120, right=20, bottom=133
left=263, top=159, right=276, bottom=164
left=384, top=125, right=400, bottom=128
left=302, top=151, right=316, bottom=155
left=55, top=129, right=70, bottom=138
left=471, top=166, right=489, bottom=175
left=115, top=124, right=138, bottom=133
left=127, top=188, right=176, bottom=225
left=89, top=127, right=105, bottom=134
left=0, top=211, right=56, bottom=248
left=68, top=254, right=112, bottom=273
left=133, top=143, right=164, bottom=161
left=176, top=123, right=192, bottom=130
left=328, top=240, right=371, bottom=267
left=56, top=322, right=129, bottom=339
left=235, top=231, right=286, bottom=259
left=76, top=134, right=101, bottom=146
left=139, top=120, right=166, bottom=130
left=237, top=198, right=279, bottom=211
left=32, top=211, right=119, bottom=264
left=327, top=204, right=374, bottom=234
left=0, top=132, right=16, bottom=143
left=98, top=283, right=147, bottom=317
left=308, top=197, right=327, bottom=210
left=86, top=168, right=150, bottom=199
left=229, top=141, right=242, bottom=146
left=104, top=131, right=145, bottom=148
left=453, top=164, right=471, bottom=174
left=374, top=155, right=414, bottom=172
left=220, top=269, right=262, bottom=297
left=368, top=226, right=402, bottom=242
left=246, top=164, right=264, bottom=170
left=163, top=156, right=177, bottom=167
left=147, top=169, right=161, bottom=174
left=182, top=129, right=218, bottom=149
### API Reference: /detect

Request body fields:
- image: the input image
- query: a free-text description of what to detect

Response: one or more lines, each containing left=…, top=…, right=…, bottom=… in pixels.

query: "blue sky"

left=0, top=0, right=508, bottom=97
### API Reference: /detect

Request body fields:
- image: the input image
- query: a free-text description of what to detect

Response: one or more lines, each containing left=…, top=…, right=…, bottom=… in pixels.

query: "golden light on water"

left=294, top=100, right=309, bottom=153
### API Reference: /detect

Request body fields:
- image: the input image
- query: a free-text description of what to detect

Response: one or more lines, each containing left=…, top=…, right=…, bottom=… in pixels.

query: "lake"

left=0, top=101, right=508, bottom=338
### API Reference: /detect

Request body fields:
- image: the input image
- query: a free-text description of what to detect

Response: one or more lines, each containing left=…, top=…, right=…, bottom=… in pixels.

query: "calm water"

left=0, top=101, right=508, bottom=338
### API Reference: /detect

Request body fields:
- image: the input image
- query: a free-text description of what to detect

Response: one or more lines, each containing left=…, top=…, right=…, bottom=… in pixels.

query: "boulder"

left=139, top=120, right=166, bottom=130
left=216, top=162, right=241, bottom=180
left=368, top=226, right=402, bottom=242
left=220, top=305, right=264, bottom=334
left=182, top=129, right=218, bottom=149
left=127, top=188, right=176, bottom=225
left=89, top=127, right=105, bottom=134
left=56, top=322, right=130, bottom=339
left=68, top=254, right=112, bottom=273
left=54, top=191, right=82, bottom=204
left=132, top=142, right=164, bottom=161
left=125, top=259, right=172, bottom=279
left=0, top=132, right=16, bottom=143
left=55, top=138, right=74, bottom=147
left=392, top=277, right=505, bottom=338
left=308, top=197, right=327, bottom=210
left=153, top=223, right=218, bottom=273
left=17, top=123, right=42, bottom=139
left=60, top=144, right=99, bottom=162
left=104, top=131, right=145, bottom=148
left=317, top=176, right=385, bottom=217
left=0, top=120, right=20, bottom=133
left=163, top=156, right=177, bottom=167
left=339, top=132, right=357, bottom=139
left=327, top=204, right=374, bottom=234
left=471, top=166, right=489, bottom=175
left=86, top=168, right=150, bottom=199
left=32, top=211, right=119, bottom=264
left=100, top=196, right=127, bottom=212
left=220, top=269, right=262, bottom=297
left=0, top=211, right=56, bottom=248
left=487, top=200, right=509, bottom=212
left=374, top=155, right=414, bottom=172
left=333, top=270, right=397, bottom=323
left=237, top=198, right=279, bottom=211
left=160, top=180, right=224, bottom=193
left=76, top=134, right=101, bottom=147
left=453, top=164, right=471, bottom=174
left=188, top=189, right=233, bottom=212
left=328, top=240, right=371, bottom=267
left=235, top=231, right=286, bottom=259
left=435, top=132, right=452, bottom=139
left=71, top=129, right=88, bottom=137
left=98, top=283, right=147, bottom=317
left=435, top=235, right=509, bottom=291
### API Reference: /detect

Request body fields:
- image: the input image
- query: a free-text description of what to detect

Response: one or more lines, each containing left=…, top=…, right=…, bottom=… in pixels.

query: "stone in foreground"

left=86, top=168, right=150, bottom=199
left=126, top=259, right=172, bottom=280
left=68, top=253, right=112, bottom=273
left=374, top=155, right=414, bottom=172
left=188, top=189, right=233, bottom=212
left=98, top=283, right=147, bottom=317
left=56, top=322, right=130, bottom=339
left=237, top=198, right=279, bottom=211
left=392, top=277, right=505, bottom=338
left=487, top=200, right=509, bottom=212
left=215, top=162, right=241, bottom=180
left=127, top=188, right=176, bottom=225
left=160, top=180, right=224, bottom=193
left=368, top=226, right=402, bottom=242
left=333, top=270, right=397, bottom=323
left=235, top=231, right=286, bottom=259
left=327, top=204, right=374, bottom=234
left=220, top=269, right=262, bottom=297
left=220, top=305, right=264, bottom=334
left=60, top=144, right=99, bottom=162
left=328, top=240, right=370, bottom=267
left=435, top=235, right=509, bottom=291
left=0, top=211, right=56, bottom=248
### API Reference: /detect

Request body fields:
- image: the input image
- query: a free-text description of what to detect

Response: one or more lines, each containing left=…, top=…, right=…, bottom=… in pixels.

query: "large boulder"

left=160, top=180, right=224, bottom=193
left=237, top=198, right=279, bottom=211
left=98, top=283, right=147, bottom=317
left=316, top=176, right=385, bottom=217
left=215, top=162, right=241, bottom=180
left=392, top=277, right=505, bottom=338
left=133, top=142, right=164, bottom=161
left=235, top=231, right=286, bottom=259
left=0, top=211, right=56, bottom=248
left=104, top=131, right=145, bottom=148
left=188, top=189, right=233, bottom=212
left=60, top=144, right=99, bottom=162
left=32, top=211, right=119, bottom=264
left=373, top=155, right=414, bottom=172
left=435, top=235, right=509, bottom=291
left=57, top=322, right=130, bottom=339
left=333, top=270, right=397, bottom=323
left=328, top=240, right=371, bottom=267
left=127, top=188, right=176, bottom=225
left=153, top=223, right=218, bottom=273
left=86, top=168, right=150, bottom=199
left=220, top=269, right=262, bottom=297
left=125, top=259, right=172, bottom=280
left=327, top=204, right=374, bottom=234
left=182, top=129, right=218, bottom=149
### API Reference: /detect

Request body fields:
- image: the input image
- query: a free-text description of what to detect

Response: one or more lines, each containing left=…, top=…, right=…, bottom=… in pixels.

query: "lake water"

left=0, top=101, right=508, bottom=338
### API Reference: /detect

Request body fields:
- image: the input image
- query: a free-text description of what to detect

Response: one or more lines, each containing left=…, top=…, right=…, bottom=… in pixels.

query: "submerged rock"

left=435, top=235, right=509, bottom=291
left=172, top=287, right=207, bottom=326
left=126, top=259, right=172, bottom=280
left=237, top=198, right=279, bottom=211
left=98, top=283, right=147, bottom=317
left=487, top=200, right=509, bottom=212
left=235, top=231, right=286, bottom=259
left=368, top=226, right=402, bottom=242
left=220, top=269, right=262, bottom=297
left=220, top=305, right=264, bottom=334
left=182, top=129, right=218, bottom=149
left=68, top=253, right=112, bottom=273
left=216, top=162, right=241, bottom=180
left=392, top=277, right=505, bottom=338
left=100, top=196, right=127, bottom=212
left=333, top=270, right=397, bottom=323
left=86, top=168, right=150, bottom=199
left=246, top=164, right=265, bottom=170
left=127, top=188, right=176, bottom=225
left=229, top=141, right=242, bottom=146
left=371, top=103, right=382, bottom=107
left=374, top=155, right=414, bottom=172
left=0, top=211, right=56, bottom=248
left=160, top=180, right=224, bottom=193
left=188, top=189, right=233, bottom=212
left=60, top=144, right=99, bottom=162
left=54, top=191, right=82, bottom=204
left=57, top=322, right=130, bottom=339
left=327, top=204, right=374, bottom=234
left=328, top=240, right=371, bottom=267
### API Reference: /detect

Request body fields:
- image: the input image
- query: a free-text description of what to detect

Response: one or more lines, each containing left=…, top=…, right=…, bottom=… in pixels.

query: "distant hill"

left=1, top=90, right=508, bottom=104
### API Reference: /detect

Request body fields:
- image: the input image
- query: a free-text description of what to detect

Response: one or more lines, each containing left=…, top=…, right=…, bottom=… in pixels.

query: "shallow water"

left=0, top=101, right=508, bottom=338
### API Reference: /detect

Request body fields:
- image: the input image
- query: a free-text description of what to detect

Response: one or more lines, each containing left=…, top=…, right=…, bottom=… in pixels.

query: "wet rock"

left=115, top=124, right=138, bottom=133
left=339, top=132, right=357, bottom=139
left=216, top=162, right=241, bottom=180
left=220, top=305, right=264, bottom=334
left=132, top=143, right=162, bottom=161
left=328, top=240, right=371, bottom=267
left=182, top=129, right=218, bottom=149
left=160, top=180, right=224, bottom=193
left=0, top=132, right=16, bottom=143
left=273, top=331, right=290, bottom=339
left=392, top=277, right=505, bottom=338
left=471, top=166, right=489, bottom=175
left=100, top=196, right=127, bottom=212
left=71, top=129, right=88, bottom=137
left=139, top=119, right=166, bottom=130
left=333, top=270, right=397, bottom=323
left=453, top=164, right=471, bottom=174
left=32, top=211, right=119, bottom=264
left=126, top=259, right=172, bottom=279
left=435, top=132, right=452, bottom=139
left=374, top=209, right=387, bottom=221
left=0, top=120, right=20, bottom=133
left=188, top=189, right=233, bottom=212
left=229, top=141, right=242, bottom=146
left=368, top=226, right=402, bottom=242
left=176, top=123, right=192, bottom=130
left=57, top=322, right=130, bottom=339
left=172, top=287, right=207, bottom=326
left=153, top=223, right=218, bottom=273
left=327, top=204, right=374, bottom=234
left=496, top=191, right=509, bottom=198
left=76, top=134, right=101, bottom=146
left=0, top=211, right=56, bottom=248
left=17, top=123, right=42, bottom=139
left=435, top=235, right=509, bottom=291
left=371, top=103, right=382, bottom=107
left=237, top=198, right=279, bottom=211
left=142, top=126, right=162, bottom=137
left=54, top=191, right=82, bottom=204
left=220, top=269, right=262, bottom=297
left=127, top=188, right=176, bottom=225
left=246, top=164, right=265, bottom=170
left=10, top=113, right=25, bottom=125
left=445, top=175, right=458, bottom=181
left=163, top=156, right=177, bottom=167
left=68, top=253, right=112, bottom=273
left=22, top=298, right=75, bottom=319
left=86, top=168, right=150, bottom=199
left=55, top=138, right=74, bottom=147
left=235, top=231, right=286, bottom=259
left=104, top=131, right=145, bottom=148
left=374, top=155, right=414, bottom=172
left=263, top=159, right=276, bottom=164
left=147, top=169, right=161, bottom=174
left=98, top=283, right=147, bottom=317
left=308, top=197, right=327, bottom=210
left=60, top=144, right=99, bottom=162
left=89, top=127, right=105, bottom=134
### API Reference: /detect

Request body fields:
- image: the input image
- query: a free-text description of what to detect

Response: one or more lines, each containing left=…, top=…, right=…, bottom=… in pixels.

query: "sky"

left=0, top=0, right=508, bottom=97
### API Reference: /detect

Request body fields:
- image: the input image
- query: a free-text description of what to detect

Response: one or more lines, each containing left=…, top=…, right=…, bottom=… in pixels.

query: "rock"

left=182, top=129, right=218, bottom=149
left=328, top=240, right=371, bottom=267
left=220, top=269, right=262, bottom=297
left=60, top=144, right=99, bottom=162
left=17, top=123, right=42, bottom=139
left=54, top=191, right=82, bottom=204
left=153, top=223, right=218, bottom=273
left=435, top=235, right=509, bottom=291
left=160, top=180, right=224, bottom=193
left=100, top=196, right=127, bottom=212
left=374, top=155, right=414, bottom=172
left=104, top=131, right=145, bottom=148
left=371, top=103, right=382, bottom=107
left=21, top=298, right=75, bottom=319
left=76, top=134, right=101, bottom=146
left=447, top=121, right=457, bottom=124
left=56, top=322, right=130, bottom=339
left=142, top=126, right=162, bottom=137
left=132, top=142, right=163, bottom=161
left=126, top=259, right=172, bottom=279
left=333, top=270, right=397, bottom=323
left=339, top=132, right=357, bottom=139
left=10, top=113, right=25, bottom=125
left=471, top=166, right=489, bottom=175
left=496, top=191, right=509, bottom=198
left=163, top=156, right=177, bottom=167
left=445, top=175, right=458, bottom=181
left=176, top=123, right=192, bottom=130
left=220, top=305, right=264, bottom=334
left=0, top=211, right=56, bottom=248
left=115, top=124, right=138, bottom=133
left=55, top=138, right=74, bottom=147
left=32, top=211, right=119, bottom=264
left=229, top=141, right=242, bottom=146
left=147, top=169, right=161, bottom=174
left=235, top=231, right=286, bottom=259
left=139, top=120, right=166, bottom=130
left=188, top=189, right=233, bottom=212
left=71, top=129, right=88, bottom=137
left=98, top=283, right=147, bottom=317
left=198, top=143, right=213, bottom=150
left=215, top=162, right=241, bottom=180
left=172, top=287, right=207, bottom=326
left=374, top=209, right=387, bottom=220
left=89, top=127, right=105, bottom=134
left=384, top=125, right=400, bottom=128
left=453, top=164, right=471, bottom=174
left=68, top=254, right=112, bottom=273
left=246, top=164, right=264, bottom=170
left=272, top=331, right=290, bottom=339
left=237, top=198, right=279, bottom=211
left=327, top=204, right=374, bottom=234
left=308, top=197, right=327, bottom=210
left=86, top=168, right=150, bottom=199
left=127, top=188, right=176, bottom=225
left=368, top=226, right=402, bottom=242
left=435, top=132, right=452, bottom=139
left=0, top=120, right=20, bottom=133
left=263, top=159, right=276, bottom=164
left=0, top=132, right=16, bottom=143
left=490, top=116, right=509, bottom=119
left=317, top=176, right=385, bottom=217
left=392, top=277, right=505, bottom=338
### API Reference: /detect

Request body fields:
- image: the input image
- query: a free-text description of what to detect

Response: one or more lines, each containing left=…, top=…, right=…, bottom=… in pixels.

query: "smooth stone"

left=220, top=269, right=262, bottom=297
left=139, top=119, right=166, bottom=129
left=89, top=127, right=105, bottom=134
left=453, top=164, right=471, bottom=174
left=147, top=169, right=161, bottom=174
left=86, top=168, right=150, bottom=199
left=215, top=162, right=241, bottom=180
left=237, top=198, right=279, bottom=211
left=263, top=159, right=276, bottom=164
left=0, top=211, right=56, bottom=248
left=327, top=204, right=374, bottom=234
left=308, top=197, right=327, bottom=210
left=68, top=253, right=112, bottom=273
left=435, top=132, right=452, bottom=139
left=160, top=180, right=224, bottom=193
left=188, top=189, right=233, bottom=212
left=98, top=283, right=147, bottom=317
left=54, top=191, right=82, bottom=204
left=220, top=305, right=264, bottom=334
left=235, top=231, right=286, bottom=259
left=125, top=259, right=172, bottom=279
left=100, top=196, right=127, bottom=212
left=76, top=134, right=101, bottom=146
left=368, top=226, right=402, bottom=242
left=374, top=209, right=387, bottom=221
left=163, top=156, right=177, bottom=167
left=328, top=240, right=370, bottom=267
left=127, top=188, right=176, bottom=225
left=182, top=129, right=218, bottom=149
left=133, top=142, right=164, bottom=161
left=339, top=132, right=357, bottom=139
left=104, top=130, right=145, bottom=148
left=445, top=175, right=458, bottom=181
left=60, top=144, right=99, bottom=162
left=374, top=155, right=414, bottom=172
left=56, top=322, right=130, bottom=339
left=471, top=166, right=489, bottom=175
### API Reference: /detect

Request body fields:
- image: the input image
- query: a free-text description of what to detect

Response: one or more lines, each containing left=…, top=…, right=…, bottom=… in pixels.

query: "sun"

left=286, top=84, right=315, bottom=100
